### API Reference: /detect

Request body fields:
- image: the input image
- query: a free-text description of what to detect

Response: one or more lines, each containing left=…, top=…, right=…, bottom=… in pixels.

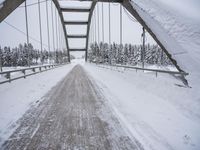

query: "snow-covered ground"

left=0, top=59, right=199, bottom=150
left=83, top=62, right=200, bottom=150
left=0, top=64, right=74, bottom=146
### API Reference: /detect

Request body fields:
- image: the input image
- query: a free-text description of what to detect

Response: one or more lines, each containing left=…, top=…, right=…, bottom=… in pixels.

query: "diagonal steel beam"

left=122, top=0, right=184, bottom=73
left=0, top=0, right=25, bottom=23
left=85, top=1, right=97, bottom=61
left=52, top=0, right=71, bottom=62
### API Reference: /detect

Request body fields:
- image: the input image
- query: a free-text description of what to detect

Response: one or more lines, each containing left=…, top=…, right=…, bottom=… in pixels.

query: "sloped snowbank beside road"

left=84, top=63, right=200, bottom=150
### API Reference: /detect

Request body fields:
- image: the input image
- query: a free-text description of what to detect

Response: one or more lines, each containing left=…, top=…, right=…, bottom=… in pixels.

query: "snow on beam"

left=0, top=0, right=25, bottom=23
left=122, top=0, right=184, bottom=73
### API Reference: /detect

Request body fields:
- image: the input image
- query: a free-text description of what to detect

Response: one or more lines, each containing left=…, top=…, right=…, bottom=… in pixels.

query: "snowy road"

left=1, top=65, right=143, bottom=150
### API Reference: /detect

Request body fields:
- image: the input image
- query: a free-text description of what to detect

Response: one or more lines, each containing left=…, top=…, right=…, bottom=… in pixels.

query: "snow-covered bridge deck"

left=0, top=62, right=200, bottom=150
left=1, top=65, right=142, bottom=150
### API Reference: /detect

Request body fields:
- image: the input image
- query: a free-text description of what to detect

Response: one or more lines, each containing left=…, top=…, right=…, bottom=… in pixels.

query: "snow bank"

left=129, top=0, right=200, bottom=84
left=84, top=63, right=200, bottom=150
left=0, top=64, right=74, bottom=146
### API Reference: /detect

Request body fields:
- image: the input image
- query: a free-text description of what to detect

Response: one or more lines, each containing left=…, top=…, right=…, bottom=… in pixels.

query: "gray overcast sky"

left=0, top=0, right=155, bottom=51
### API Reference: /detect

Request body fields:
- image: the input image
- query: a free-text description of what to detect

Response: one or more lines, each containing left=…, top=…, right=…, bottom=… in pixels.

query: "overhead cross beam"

left=67, top=35, right=87, bottom=38
left=61, top=8, right=90, bottom=12
left=58, top=0, right=122, bottom=2
left=64, top=21, right=88, bottom=25
left=69, top=48, right=86, bottom=51
left=61, top=1, right=97, bottom=56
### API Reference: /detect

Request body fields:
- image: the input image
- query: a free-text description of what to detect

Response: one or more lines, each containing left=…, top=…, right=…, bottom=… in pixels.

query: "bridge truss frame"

left=0, top=0, right=184, bottom=73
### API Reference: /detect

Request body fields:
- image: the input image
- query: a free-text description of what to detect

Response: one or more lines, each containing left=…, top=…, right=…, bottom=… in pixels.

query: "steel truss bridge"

left=0, top=0, right=187, bottom=79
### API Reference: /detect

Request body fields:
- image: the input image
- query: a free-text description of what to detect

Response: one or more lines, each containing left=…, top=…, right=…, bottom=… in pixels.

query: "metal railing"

left=96, top=63, right=188, bottom=76
left=112, top=64, right=188, bottom=76
left=0, top=64, right=66, bottom=84
left=95, top=63, right=189, bottom=86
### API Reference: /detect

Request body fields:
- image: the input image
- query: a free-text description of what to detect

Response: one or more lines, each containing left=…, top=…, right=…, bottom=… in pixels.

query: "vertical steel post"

left=58, top=16, right=61, bottom=52
left=120, top=5, right=122, bottom=45
left=97, top=3, right=100, bottom=44
left=51, top=1, right=55, bottom=63
left=94, top=8, right=98, bottom=61
left=101, top=3, right=104, bottom=43
left=94, top=9, right=97, bottom=43
left=46, top=0, right=50, bottom=63
left=25, top=0, right=30, bottom=67
left=0, top=46, right=2, bottom=72
left=55, top=8, right=58, bottom=51
left=38, top=0, right=43, bottom=64
left=142, top=27, right=145, bottom=69
left=108, top=2, right=111, bottom=45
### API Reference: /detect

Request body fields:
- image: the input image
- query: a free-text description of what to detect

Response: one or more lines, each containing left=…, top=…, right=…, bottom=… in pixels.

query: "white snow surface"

left=0, top=59, right=200, bottom=150
left=0, top=64, right=74, bottom=146
left=130, top=0, right=200, bottom=84
left=84, top=62, right=200, bottom=150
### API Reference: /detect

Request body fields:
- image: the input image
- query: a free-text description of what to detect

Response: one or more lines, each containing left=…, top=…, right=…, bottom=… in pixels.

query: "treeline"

left=0, top=43, right=68, bottom=67
left=88, top=42, right=172, bottom=66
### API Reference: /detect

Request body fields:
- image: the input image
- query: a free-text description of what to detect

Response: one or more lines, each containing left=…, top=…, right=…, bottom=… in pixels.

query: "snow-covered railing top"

left=114, top=64, right=188, bottom=76
left=0, top=64, right=66, bottom=84
left=97, top=63, right=189, bottom=86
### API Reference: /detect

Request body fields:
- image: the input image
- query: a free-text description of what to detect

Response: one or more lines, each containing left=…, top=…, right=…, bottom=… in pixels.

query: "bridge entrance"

left=0, top=0, right=188, bottom=85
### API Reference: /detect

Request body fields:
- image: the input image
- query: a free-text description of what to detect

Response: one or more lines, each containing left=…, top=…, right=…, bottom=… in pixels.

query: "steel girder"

left=0, top=0, right=25, bottom=22
left=60, top=0, right=97, bottom=61
left=53, top=0, right=70, bottom=62
left=122, top=0, right=183, bottom=73
left=85, top=1, right=97, bottom=61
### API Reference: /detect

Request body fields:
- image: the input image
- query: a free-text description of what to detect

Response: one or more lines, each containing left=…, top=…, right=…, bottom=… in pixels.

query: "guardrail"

left=96, top=63, right=189, bottom=86
left=97, top=63, right=188, bottom=76
left=0, top=64, right=66, bottom=84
